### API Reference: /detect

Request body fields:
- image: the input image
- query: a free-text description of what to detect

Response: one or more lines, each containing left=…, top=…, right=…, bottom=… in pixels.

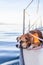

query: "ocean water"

left=0, top=31, right=21, bottom=65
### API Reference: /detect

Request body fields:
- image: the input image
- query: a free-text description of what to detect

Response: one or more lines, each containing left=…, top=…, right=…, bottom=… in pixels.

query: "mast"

left=23, top=9, right=25, bottom=34
left=23, top=0, right=33, bottom=34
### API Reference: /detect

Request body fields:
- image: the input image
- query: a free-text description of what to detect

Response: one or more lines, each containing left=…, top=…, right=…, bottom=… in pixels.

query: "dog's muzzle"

left=16, top=43, right=22, bottom=48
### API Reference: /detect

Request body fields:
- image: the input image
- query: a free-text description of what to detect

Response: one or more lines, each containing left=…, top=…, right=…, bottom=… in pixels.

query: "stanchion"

left=20, top=48, right=25, bottom=65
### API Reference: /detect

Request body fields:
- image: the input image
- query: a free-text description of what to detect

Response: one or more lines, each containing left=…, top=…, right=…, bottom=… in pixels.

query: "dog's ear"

left=16, top=37, right=20, bottom=42
left=16, top=37, right=19, bottom=42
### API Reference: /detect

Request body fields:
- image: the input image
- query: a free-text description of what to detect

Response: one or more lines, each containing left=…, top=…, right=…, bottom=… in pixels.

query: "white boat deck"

left=23, top=48, right=43, bottom=65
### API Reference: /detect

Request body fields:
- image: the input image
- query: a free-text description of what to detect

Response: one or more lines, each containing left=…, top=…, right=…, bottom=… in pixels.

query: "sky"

left=0, top=0, right=43, bottom=33
left=0, top=0, right=28, bottom=24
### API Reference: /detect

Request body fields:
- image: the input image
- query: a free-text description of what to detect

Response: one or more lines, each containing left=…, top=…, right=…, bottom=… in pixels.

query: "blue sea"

left=0, top=31, right=22, bottom=65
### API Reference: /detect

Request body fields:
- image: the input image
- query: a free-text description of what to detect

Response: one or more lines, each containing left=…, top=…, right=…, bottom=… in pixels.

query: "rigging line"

left=25, top=0, right=33, bottom=10
left=29, top=32, right=43, bottom=42
left=25, top=15, right=41, bottom=30
left=36, top=0, right=40, bottom=14
left=39, top=16, right=42, bottom=28
left=30, top=16, right=42, bottom=29
left=25, top=11, right=30, bottom=16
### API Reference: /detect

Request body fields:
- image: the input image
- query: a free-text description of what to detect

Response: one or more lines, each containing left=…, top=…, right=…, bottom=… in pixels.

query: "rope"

left=29, top=32, right=43, bottom=42
left=25, top=0, right=33, bottom=10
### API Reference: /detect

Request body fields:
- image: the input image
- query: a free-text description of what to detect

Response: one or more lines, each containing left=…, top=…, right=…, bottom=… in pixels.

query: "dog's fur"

left=16, top=29, right=43, bottom=49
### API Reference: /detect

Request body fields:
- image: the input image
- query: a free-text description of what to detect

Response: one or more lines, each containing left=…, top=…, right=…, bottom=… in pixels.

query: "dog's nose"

left=16, top=44, right=18, bottom=47
left=16, top=44, right=21, bottom=48
left=16, top=44, right=22, bottom=48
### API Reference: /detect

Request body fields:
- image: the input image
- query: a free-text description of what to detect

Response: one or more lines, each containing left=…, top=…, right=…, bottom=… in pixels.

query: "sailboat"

left=20, top=0, right=43, bottom=65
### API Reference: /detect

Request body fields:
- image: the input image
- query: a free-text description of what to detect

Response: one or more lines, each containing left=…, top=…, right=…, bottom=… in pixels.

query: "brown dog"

left=16, top=29, right=43, bottom=49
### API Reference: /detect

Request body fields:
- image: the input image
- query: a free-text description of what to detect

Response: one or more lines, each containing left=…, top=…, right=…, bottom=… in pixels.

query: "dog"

left=16, top=29, right=43, bottom=49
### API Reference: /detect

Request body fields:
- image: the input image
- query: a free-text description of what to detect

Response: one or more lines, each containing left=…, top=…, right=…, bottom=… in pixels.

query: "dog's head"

left=16, top=34, right=31, bottom=48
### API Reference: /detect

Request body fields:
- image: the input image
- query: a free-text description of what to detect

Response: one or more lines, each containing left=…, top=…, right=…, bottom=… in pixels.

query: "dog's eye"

left=25, top=37, right=28, bottom=40
left=20, top=41, right=24, bottom=43
left=25, top=37, right=30, bottom=41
